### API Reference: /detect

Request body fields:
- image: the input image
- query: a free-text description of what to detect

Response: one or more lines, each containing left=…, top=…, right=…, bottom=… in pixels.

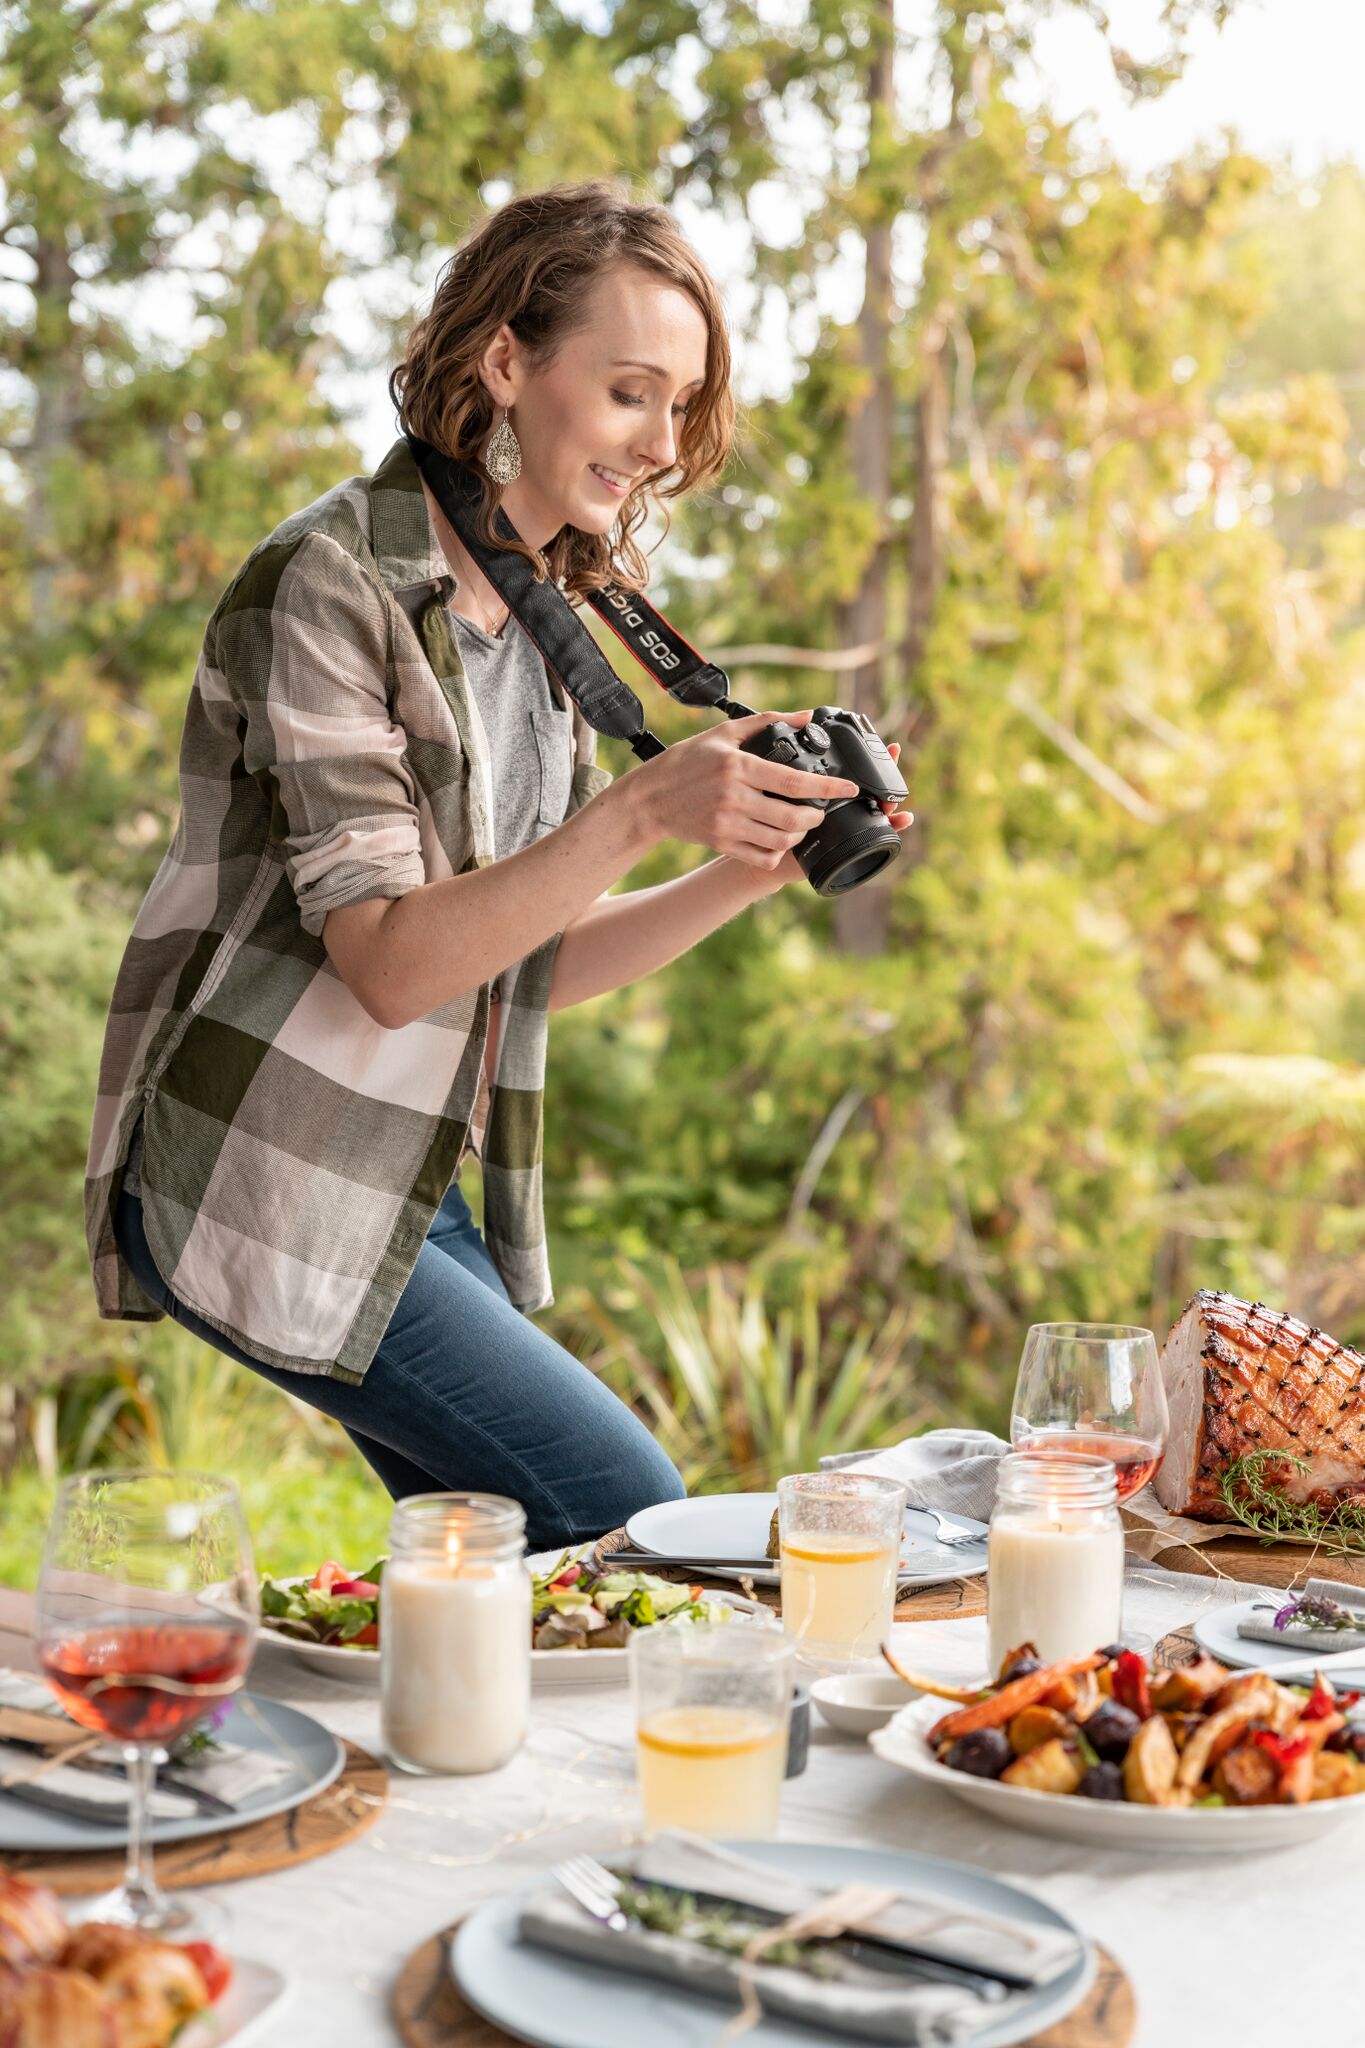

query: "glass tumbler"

left=777, top=1471, right=906, bottom=1667
left=630, top=1622, right=794, bottom=1839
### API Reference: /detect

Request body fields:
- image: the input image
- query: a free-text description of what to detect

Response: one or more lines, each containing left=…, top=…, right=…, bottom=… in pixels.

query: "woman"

left=84, top=182, right=912, bottom=1547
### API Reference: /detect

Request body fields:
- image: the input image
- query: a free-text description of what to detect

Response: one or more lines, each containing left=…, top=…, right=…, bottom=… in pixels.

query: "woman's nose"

left=634, top=407, right=677, bottom=473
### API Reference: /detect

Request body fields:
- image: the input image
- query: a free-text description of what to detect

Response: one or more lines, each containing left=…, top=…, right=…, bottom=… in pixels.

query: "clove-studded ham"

left=1154, top=1290, right=1365, bottom=1521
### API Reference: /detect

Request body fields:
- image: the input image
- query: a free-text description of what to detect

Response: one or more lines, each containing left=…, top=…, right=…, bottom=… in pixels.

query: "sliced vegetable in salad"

left=260, top=1559, right=385, bottom=1648
left=261, top=1551, right=743, bottom=1655
left=531, top=1552, right=736, bottom=1650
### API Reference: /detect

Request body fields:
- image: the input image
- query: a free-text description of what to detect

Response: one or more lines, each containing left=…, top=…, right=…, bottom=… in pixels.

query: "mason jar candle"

left=380, top=1493, right=531, bottom=1776
left=987, top=1452, right=1123, bottom=1671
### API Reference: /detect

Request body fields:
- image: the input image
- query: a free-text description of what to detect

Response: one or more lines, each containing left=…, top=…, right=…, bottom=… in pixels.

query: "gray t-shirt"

left=448, top=610, right=574, bottom=858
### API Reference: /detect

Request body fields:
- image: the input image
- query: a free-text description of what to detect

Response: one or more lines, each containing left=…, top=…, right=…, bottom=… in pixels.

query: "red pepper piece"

left=1111, top=1650, right=1152, bottom=1721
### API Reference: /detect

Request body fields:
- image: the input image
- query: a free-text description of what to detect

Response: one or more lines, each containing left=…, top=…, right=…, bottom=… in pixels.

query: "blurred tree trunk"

left=833, top=0, right=896, bottom=957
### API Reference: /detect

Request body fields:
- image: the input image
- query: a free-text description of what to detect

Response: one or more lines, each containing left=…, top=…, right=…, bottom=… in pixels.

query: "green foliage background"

left=4, top=0, right=1365, bottom=1579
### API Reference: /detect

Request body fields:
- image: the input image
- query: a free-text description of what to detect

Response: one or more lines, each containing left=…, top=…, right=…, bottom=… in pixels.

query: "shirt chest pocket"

left=530, top=705, right=573, bottom=830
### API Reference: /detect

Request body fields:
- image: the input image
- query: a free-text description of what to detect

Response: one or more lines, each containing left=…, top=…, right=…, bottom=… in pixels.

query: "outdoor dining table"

left=0, top=1557, right=1346, bottom=2048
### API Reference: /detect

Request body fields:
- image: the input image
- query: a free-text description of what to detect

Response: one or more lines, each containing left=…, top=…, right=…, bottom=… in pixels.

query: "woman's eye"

left=610, top=389, right=646, bottom=408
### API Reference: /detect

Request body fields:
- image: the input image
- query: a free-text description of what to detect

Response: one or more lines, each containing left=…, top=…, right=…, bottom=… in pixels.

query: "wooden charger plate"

left=392, top=1923, right=1135, bottom=2048
left=2, top=1739, right=387, bottom=1895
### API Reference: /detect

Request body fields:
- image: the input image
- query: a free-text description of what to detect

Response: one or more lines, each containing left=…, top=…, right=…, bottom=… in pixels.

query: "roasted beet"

left=1077, top=1761, right=1125, bottom=1800
left=1081, top=1700, right=1141, bottom=1763
left=1325, top=1726, right=1365, bottom=1761
left=996, top=1646, right=1044, bottom=1685
left=944, top=1729, right=1013, bottom=1779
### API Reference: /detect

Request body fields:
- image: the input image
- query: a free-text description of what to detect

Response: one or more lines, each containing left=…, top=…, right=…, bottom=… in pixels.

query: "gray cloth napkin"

left=822, top=1430, right=1008, bottom=1523
left=1237, top=1577, right=1365, bottom=1652
left=518, top=1833, right=1083, bottom=2045
left=0, top=1668, right=293, bottom=1815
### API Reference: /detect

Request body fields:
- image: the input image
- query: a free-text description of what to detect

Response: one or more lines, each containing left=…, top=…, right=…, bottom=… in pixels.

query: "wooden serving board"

left=392, top=1924, right=1134, bottom=2048
left=2, top=1738, right=386, bottom=1895
left=1147, top=1533, right=1365, bottom=1589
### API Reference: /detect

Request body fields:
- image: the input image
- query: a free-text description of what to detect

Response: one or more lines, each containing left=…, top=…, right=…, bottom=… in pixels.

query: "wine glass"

left=36, top=1469, right=258, bottom=1933
left=1010, top=1323, right=1168, bottom=1504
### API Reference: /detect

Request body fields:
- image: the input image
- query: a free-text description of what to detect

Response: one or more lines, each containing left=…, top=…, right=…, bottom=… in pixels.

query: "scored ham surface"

left=1154, top=1290, right=1365, bottom=1521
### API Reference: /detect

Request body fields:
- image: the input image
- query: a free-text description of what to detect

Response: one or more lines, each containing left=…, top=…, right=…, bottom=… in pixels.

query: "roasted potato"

left=1000, top=1739, right=1083, bottom=1795
left=1007, top=1706, right=1073, bottom=1757
left=1122, top=1713, right=1180, bottom=1804
left=1213, top=1742, right=1281, bottom=1806
left=1311, top=1751, right=1365, bottom=1801
left=1150, top=1656, right=1230, bottom=1711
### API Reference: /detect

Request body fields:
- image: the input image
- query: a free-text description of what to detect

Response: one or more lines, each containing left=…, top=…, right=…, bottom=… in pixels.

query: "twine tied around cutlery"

left=717, top=1883, right=900, bottom=2044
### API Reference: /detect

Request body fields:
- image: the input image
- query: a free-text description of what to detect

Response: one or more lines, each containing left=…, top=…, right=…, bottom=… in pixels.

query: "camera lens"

left=796, top=800, right=902, bottom=896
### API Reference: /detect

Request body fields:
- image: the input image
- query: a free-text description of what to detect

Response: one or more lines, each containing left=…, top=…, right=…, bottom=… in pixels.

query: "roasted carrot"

left=929, top=1653, right=1106, bottom=1743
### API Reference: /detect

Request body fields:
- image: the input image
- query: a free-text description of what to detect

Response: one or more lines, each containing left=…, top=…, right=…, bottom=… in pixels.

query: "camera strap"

left=406, top=437, right=754, bottom=763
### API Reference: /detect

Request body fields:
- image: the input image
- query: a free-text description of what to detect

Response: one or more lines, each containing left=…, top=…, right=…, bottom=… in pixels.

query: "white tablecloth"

left=0, top=1562, right=1346, bottom=2046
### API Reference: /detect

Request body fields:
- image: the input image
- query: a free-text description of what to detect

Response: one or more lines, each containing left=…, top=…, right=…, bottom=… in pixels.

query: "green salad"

left=531, top=1552, right=735, bottom=1650
left=260, top=1559, right=384, bottom=1648
left=261, top=1552, right=736, bottom=1655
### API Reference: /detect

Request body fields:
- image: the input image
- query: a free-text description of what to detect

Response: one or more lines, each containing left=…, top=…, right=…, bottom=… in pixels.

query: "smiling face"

left=481, top=262, right=710, bottom=549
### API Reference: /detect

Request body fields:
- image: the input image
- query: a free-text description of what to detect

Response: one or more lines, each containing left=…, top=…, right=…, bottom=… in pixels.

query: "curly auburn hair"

left=389, top=182, right=735, bottom=603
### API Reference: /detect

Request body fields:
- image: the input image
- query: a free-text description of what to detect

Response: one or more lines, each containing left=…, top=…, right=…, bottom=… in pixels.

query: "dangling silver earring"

left=484, top=407, right=522, bottom=485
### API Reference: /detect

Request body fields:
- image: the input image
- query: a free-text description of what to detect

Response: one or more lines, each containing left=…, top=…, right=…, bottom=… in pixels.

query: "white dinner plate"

left=448, top=1839, right=1093, bottom=2048
left=181, top=1957, right=292, bottom=2046
left=1192, top=1600, right=1365, bottom=1684
left=625, top=1491, right=989, bottom=1589
left=872, top=1695, right=1365, bottom=1852
left=0, top=1695, right=343, bottom=1855
left=261, top=1567, right=774, bottom=1689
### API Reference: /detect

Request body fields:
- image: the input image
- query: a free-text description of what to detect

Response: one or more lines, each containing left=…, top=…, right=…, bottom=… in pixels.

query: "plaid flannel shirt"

left=85, top=439, right=609, bottom=1382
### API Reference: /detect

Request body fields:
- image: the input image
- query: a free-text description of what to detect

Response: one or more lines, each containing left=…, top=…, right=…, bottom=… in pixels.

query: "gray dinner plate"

left=450, top=1840, right=1093, bottom=2048
left=0, top=1693, right=344, bottom=1854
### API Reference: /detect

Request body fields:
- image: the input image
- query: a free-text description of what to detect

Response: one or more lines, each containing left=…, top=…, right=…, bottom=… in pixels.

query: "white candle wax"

left=381, top=1559, right=531, bottom=1775
left=987, top=1512, right=1124, bottom=1670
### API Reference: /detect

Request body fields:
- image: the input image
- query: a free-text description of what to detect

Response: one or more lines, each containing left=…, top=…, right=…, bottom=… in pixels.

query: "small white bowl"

left=810, top=1672, right=919, bottom=1737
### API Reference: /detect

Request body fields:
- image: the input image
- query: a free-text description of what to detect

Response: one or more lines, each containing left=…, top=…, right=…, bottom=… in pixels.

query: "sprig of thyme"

left=1216, top=1449, right=1365, bottom=1557
left=617, top=1882, right=839, bottom=1977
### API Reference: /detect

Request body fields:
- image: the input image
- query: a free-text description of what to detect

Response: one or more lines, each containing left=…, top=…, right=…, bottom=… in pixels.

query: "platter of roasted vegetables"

left=870, top=1641, right=1365, bottom=1850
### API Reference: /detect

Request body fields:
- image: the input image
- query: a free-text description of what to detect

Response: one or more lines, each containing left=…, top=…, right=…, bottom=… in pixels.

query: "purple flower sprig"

left=1274, top=1592, right=1365, bottom=1633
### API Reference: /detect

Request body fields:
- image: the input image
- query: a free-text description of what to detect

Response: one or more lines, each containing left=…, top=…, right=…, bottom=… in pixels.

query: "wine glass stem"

left=121, top=1745, right=166, bottom=1922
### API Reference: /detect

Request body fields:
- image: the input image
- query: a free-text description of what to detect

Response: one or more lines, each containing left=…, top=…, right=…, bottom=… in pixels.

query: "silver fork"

left=555, top=1854, right=628, bottom=1932
left=916, top=1506, right=986, bottom=1547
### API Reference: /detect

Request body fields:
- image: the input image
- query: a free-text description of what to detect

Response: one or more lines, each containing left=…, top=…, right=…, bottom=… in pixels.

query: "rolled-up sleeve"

left=220, top=531, right=425, bottom=938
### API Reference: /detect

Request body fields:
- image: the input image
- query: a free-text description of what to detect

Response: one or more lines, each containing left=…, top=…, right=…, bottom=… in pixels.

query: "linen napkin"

left=822, top=1430, right=1007, bottom=1524
left=1237, top=1577, right=1365, bottom=1652
left=0, top=1742, right=204, bottom=1822
left=0, top=1668, right=296, bottom=1813
left=518, top=1832, right=1084, bottom=2045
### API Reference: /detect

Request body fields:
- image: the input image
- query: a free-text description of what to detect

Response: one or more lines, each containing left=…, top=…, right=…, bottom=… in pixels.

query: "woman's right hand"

left=627, top=710, right=859, bottom=872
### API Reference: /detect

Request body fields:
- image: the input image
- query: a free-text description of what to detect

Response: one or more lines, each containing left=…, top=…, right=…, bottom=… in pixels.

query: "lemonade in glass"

left=630, top=1622, right=793, bottom=1838
left=778, top=1471, right=906, bottom=1665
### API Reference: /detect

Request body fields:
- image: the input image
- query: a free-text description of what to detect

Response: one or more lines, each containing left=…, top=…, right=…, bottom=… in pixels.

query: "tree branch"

left=1006, top=682, right=1165, bottom=824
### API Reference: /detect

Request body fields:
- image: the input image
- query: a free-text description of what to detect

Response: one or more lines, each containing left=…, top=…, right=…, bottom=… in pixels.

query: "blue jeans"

left=114, top=1180, right=684, bottom=1550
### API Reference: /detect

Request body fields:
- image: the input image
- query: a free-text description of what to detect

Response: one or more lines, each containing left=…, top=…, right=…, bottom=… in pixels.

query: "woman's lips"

left=588, top=465, right=631, bottom=496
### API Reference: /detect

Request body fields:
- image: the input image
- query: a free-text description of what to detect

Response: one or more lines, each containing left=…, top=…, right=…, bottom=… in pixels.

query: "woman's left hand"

left=758, top=741, right=913, bottom=894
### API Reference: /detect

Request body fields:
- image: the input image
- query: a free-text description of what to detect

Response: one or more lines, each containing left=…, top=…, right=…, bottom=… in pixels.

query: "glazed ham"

left=1154, top=1290, right=1365, bottom=1521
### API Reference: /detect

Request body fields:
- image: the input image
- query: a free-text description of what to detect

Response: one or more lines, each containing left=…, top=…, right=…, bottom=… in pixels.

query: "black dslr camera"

left=740, top=707, right=909, bottom=897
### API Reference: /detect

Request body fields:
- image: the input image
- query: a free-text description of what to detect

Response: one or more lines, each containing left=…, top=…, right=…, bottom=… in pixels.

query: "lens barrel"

left=796, top=800, right=902, bottom=896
